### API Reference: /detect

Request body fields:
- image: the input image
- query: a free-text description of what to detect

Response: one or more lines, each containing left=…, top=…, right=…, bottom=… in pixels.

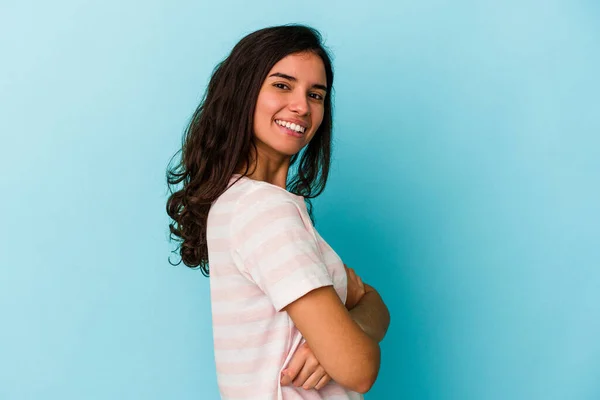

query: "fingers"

left=298, top=367, right=328, bottom=390
left=292, top=356, right=321, bottom=387
left=315, top=374, right=332, bottom=390
left=348, top=268, right=360, bottom=285
left=280, top=343, right=309, bottom=386
left=344, top=264, right=353, bottom=275
left=280, top=370, right=293, bottom=386
left=346, top=268, right=356, bottom=285
left=346, top=266, right=363, bottom=289
left=280, top=342, right=328, bottom=390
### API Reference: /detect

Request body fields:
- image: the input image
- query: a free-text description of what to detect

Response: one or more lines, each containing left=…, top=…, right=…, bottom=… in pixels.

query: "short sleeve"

left=231, top=194, right=333, bottom=311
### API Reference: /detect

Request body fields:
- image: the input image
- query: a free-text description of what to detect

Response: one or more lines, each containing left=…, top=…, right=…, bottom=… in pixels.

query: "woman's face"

left=252, top=51, right=328, bottom=159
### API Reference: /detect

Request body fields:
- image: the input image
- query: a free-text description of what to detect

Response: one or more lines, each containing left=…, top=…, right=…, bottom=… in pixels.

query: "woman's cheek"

left=264, top=93, right=284, bottom=111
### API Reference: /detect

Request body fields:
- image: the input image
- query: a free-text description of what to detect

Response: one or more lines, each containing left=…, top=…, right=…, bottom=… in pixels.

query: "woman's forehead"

left=267, top=52, right=327, bottom=86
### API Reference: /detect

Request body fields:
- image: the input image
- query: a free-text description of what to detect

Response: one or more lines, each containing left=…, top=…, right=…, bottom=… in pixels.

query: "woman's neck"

left=235, top=156, right=291, bottom=190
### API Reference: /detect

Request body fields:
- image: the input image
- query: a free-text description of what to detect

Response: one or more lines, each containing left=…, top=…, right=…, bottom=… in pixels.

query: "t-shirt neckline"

left=231, top=174, right=305, bottom=202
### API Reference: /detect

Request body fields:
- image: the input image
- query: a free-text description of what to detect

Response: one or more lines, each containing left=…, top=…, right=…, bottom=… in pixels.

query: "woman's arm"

left=345, top=265, right=391, bottom=343
left=349, top=283, right=390, bottom=343
left=283, top=286, right=381, bottom=394
left=281, top=269, right=390, bottom=391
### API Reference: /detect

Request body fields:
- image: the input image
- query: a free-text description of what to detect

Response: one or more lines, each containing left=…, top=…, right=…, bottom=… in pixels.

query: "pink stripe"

left=211, top=283, right=263, bottom=301
left=282, top=386, right=327, bottom=399
left=216, top=353, right=286, bottom=374
left=208, top=238, right=229, bottom=252
left=208, top=211, right=232, bottom=226
left=235, top=202, right=304, bottom=243
left=261, top=252, right=326, bottom=287
left=219, top=380, right=278, bottom=398
left=250, top=225, right=313, bottom=258
left=210, top=263, right=240, bottom=278
left=211, top=304, right=275, bottom=326
left=213, top=326, right=289, bottom=349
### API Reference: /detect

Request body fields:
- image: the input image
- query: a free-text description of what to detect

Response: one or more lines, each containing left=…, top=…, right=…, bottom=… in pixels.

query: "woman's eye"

left=309, top=93, right=324, bottom=101
left=274, top=83, right=289, bottom=90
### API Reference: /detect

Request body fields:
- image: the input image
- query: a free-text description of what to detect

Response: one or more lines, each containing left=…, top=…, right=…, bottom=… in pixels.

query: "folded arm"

left=348, top=283, right=390, bottom=343
left=281, top=271, right=391, bottom=392
left=283, top=286, right=381, bottom=394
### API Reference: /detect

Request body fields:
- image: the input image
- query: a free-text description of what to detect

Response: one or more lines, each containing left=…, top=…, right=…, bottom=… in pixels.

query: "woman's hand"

left=280, top=341, right=332, bottom=390
left=344, top=264, right=366, bottom=310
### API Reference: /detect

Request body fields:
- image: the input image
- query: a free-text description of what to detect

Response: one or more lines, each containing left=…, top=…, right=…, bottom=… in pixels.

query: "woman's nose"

left=288, top=92, right=309, bottom=115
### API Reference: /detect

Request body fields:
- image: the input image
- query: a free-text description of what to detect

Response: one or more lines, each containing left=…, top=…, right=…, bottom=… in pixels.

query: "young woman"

left=167, top=24, right=390, bottom=400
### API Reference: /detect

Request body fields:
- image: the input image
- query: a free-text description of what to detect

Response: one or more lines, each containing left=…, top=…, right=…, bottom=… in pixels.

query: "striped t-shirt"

left=206, top=174, right=363, bottom=400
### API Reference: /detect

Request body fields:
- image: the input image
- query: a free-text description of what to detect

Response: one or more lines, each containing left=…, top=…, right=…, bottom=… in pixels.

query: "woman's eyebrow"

left=268, top=72, right=328, bottom=92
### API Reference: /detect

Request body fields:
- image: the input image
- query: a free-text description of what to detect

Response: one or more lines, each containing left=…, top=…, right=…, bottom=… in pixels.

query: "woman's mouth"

left=275, top=119, right=306, bottom=138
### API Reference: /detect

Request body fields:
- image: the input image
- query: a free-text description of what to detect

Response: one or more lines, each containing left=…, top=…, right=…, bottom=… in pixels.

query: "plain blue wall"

left=1, top=1, right=599, bottom=399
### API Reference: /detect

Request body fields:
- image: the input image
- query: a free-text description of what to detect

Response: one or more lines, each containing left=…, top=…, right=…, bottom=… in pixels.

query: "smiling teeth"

left=275, top=119, right=305, bottom=133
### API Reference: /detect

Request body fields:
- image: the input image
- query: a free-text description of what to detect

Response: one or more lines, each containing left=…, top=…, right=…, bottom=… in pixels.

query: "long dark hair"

left=166, top=24, right=335, bottom=276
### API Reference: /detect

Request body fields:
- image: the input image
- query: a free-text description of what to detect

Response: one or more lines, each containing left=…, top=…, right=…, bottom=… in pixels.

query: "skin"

left=281, top=268, right=390, bottom=391
left=238, top=51, right=390, bottom=393
left=236, top=51, right=327, bottom=187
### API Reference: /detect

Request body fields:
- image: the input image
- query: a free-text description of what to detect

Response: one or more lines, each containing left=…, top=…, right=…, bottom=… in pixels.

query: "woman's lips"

left=276, top=122, right=304, bottom=138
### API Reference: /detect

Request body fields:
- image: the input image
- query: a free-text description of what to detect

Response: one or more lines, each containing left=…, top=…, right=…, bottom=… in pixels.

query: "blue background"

left=1, top=1, right=599, bottom=399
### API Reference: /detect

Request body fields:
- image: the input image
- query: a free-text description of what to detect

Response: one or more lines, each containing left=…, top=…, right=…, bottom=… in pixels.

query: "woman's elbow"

left=360, top=358, right=380, bottom=393
left=345, top=345, right=381, bottom=394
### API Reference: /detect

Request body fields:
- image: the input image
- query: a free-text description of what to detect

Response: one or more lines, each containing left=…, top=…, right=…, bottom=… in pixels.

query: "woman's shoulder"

left=226, top=175, right=304, bottom=208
